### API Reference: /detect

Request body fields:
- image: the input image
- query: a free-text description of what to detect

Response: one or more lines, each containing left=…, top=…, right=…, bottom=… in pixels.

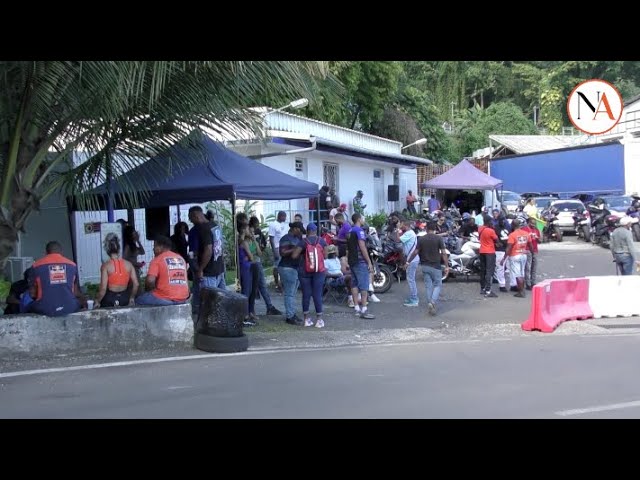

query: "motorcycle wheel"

left=633, top=224, right=640, bottom=242
left=554, top=226, right=563, bottom=242
left=582, top=225, right=591, bottom=243
left=372, top=264, right=393, bottom=294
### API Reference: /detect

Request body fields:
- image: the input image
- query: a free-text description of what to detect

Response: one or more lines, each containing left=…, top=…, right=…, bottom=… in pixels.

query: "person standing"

left=292, top=223, right=327, bottom=328
left=611, top=216, right=640, bottom=275
left=478, top=214, right=499, bottom=298
left=329, top=203, right=348, bottom=234
left=400, top=219, right=419, bottom=307
left=493, top=216, right=514, bottom=293
left=333, top=212, right=351, bottom=258
left=406, top=190, right=418, bottom=215
left=188, top=206, right=226, bottom=314
left=170, top=222, right=190, bottom=264
left=248, top=217, right=281, bottom=317
left=123, top=225, right=146, bottom=286
left=523, top=198, right=538, bottom=218
left=522, top=217, right=541, bottom=289
left=500, top=219, right=532, bottom=298
left=28, top=241, right=84, bottom=316
left=352, top=190, right=366, bottom=216
left=406, top=222, right=449, bottom=316
left=269, top=211, right=288, bottom=292
left=347, top=213, right=375, bottom=319
left=427, top=194, right=441, bottom=214
left=278, top=221, right=305, bottom=325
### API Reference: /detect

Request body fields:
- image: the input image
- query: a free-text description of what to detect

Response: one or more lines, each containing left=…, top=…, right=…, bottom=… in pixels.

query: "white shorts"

left=509, top=254, right=527, bottom=279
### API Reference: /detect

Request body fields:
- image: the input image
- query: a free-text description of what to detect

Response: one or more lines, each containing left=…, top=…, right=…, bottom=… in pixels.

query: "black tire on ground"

left=554, top=226, right=563, bottom=242
left=373, top=265, right=393, bottom=294
left=194, top=332, right=249, bottom=353
left=582, top=225, right=591, bottom=243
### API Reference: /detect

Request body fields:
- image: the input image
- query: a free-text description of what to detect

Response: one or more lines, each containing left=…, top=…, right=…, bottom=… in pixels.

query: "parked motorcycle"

left=541, top=207, right=563, bottom=242
left=572, top=210, right=591, bottom=242
left=365, top=230, right=393, bottom=294
left=442, top=233, right=482, bottom=282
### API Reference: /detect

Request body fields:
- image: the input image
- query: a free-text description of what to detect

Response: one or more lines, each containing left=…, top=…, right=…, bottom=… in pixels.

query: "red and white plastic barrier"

left=521, top=276, right=640, bottom=333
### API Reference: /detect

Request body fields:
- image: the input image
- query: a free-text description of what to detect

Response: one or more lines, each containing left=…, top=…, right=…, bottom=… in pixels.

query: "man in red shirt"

left=522, top=217, right=541, bottom=290
left=478, top=214, right=499, bottom=298
left=500, top=219, right=533, bottom=298
left=136, top=236, right=190, bottom=306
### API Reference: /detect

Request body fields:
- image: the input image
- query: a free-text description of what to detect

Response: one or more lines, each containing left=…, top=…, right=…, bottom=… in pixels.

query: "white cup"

left=87, top=300, right=95, bottom=310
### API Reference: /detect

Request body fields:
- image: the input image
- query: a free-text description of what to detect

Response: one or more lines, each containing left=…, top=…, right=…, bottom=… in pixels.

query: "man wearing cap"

left=329, top=203, right=348, bottom=234
left=269, top=211, right=288, bottom=291
left=458, top=213, right=478, bottom=241
left=278, top=221, right=305, bottom=325
left=611, top=216, right=640, bottom=275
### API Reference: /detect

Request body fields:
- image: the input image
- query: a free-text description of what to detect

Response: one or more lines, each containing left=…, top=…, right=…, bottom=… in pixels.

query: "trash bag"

left=196, top=287, right=247, bottom=337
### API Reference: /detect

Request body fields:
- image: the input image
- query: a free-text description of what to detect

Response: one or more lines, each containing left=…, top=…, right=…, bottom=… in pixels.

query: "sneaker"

left=315, top=319, right=325, bottom=328
left=354, top=305, right=362, bottom=315
left=243, top=317, right=258, bottom=327
left=360, top=312, right=375, bottom=319
left=484, top=292, right=498, bottom=298
left=427, top=302, right=437, bottom=316
left=514, top=292, right=525, bottom=298
left=403, top=299, right=419, bottom=307
left=285, top=315, right=303, bottom=326
left=266, top=306, right=282, bottom=315
left=510, top=286, right=519, bottom=292
left=347, top=298, right=355, bottom=308
left=369, top=294, right=381, bottom=303
left=499, top=287, right=507, bottom=293
left=525, top=286, right=532, bottom=291
left=304, top=318, right=314, bottom=327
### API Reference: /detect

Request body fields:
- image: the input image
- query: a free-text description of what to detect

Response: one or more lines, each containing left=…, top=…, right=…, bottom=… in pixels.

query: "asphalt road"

left=3, top=332, right=640, bottom=418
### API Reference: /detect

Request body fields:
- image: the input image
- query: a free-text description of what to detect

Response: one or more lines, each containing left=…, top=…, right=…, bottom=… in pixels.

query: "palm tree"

left=0, top=61, right=337, bottom=267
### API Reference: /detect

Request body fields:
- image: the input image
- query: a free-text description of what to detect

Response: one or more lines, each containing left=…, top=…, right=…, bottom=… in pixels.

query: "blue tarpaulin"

left=70, top=133, right=319, bottom=210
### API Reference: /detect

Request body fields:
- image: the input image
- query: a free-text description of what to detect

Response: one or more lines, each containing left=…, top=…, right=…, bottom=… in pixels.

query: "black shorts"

left=101, top=288, right=132, bottom=308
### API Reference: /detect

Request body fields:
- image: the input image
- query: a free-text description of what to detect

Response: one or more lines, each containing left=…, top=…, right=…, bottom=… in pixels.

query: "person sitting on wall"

left=136, top=235, right=190, bottom=306
left=3, top=267, right=33, bottom=315
left=27, top=241, right=84, bottom=317
left=94, top=233, right=139, bottom=308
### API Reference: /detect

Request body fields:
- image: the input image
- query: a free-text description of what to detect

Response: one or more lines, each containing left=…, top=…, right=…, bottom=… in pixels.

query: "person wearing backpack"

left=292, top=223, right=328, bottom=328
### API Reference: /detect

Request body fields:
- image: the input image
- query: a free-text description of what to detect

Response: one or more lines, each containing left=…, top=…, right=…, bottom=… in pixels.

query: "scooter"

left=573, top=210, right=591, bottom=242
left=442, top=233, right=482, bottom=282
left=365, top=229, right=393, bottom=294
left=541, top=208, right=563, bottom=242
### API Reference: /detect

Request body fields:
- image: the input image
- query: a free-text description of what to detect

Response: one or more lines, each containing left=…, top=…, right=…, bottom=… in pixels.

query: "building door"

left=373, top=169, right=385, bottom=213
left=295, top=157, right=309, bottom=224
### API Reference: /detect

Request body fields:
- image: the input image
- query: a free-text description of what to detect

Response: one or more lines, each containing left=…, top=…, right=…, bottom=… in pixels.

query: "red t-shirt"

left=478, top=225, right=498, bottom=254
left=507, top=229, right=530, bottom=257
left=147, top=250, right=189, bottom=302
left=522, top=226, right=541, bottom=254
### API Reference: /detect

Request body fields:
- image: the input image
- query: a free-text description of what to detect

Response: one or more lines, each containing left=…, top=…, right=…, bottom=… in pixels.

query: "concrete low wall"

left=0, top=304, right=193, bottom=359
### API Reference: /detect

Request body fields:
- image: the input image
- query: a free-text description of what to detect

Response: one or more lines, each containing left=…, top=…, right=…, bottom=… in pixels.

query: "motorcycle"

left=541, top=207, right=563, bottom=242
left=442, top=233, right=482, bottom=282
left=572, top=210, right=591, bottom=242
left=626, top=206, right=640, bottom=241
left=588, top=203, right=611, bottom=245
left=365, top=229, right=393, bottom=294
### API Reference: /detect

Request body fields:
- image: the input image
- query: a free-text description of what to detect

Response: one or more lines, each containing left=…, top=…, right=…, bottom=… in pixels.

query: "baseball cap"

left=289, top=221, right=305, bottom=230
left=462, top=212, right=471, bottom=220
left=340, top=203, right=347, bottom=209
left=306, top=222, right=318, bottom=231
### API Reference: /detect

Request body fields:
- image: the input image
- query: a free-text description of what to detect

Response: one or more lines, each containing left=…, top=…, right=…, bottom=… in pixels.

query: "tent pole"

left=317, top=194, right=321, bottom=230
left=106, top=153, right=114, bottom=223
left=232, top=194, right=239, bottom=292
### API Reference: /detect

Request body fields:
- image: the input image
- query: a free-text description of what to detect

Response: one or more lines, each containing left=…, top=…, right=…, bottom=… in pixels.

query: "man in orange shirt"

left=478, top=214, right=499, bottom=298
left=500, top=219, right=533, bottom=298
left=136, top=236, right=190, bottom=306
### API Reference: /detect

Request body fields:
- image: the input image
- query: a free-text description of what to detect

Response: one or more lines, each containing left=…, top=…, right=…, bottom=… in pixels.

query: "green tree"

left=459, top=102, right=538, bottom=156
left=0, top=61, right=333, bottom=266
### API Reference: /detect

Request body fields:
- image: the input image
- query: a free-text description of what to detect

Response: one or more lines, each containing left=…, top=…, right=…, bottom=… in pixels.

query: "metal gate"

left=323, top=163, right=339, bottom=194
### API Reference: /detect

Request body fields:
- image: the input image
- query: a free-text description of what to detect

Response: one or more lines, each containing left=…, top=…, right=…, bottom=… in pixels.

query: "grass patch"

left=225, top=267, right=274, bottom=286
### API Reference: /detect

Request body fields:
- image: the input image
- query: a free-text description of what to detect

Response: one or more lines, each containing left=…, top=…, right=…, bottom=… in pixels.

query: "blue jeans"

left=350, top=262, right=370, bottom=292
left=192, top=273, right=226, bottom=314
left=299, top=272, right=326, bottom=315
left=240, top=263, right=258, bottom=315
left=614, top=253, right=634, bottom=275
left=136, top=292, right=186, bottom=306
left=421, top=264, right=443, bottom=306
left=253, top=260, right=273, bottom=309
left=407, top=260, right=418, bottom=301
left=279, top=266, right=299, bottom=319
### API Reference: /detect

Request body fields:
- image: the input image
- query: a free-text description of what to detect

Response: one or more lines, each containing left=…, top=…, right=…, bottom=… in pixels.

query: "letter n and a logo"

left=567, top=79, right=623, bottom=135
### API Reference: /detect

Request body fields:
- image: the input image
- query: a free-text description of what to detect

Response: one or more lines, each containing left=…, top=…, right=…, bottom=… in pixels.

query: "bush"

left=0, top=279, right=11, bottom=309
left=365, top=212, right=388, bottom=232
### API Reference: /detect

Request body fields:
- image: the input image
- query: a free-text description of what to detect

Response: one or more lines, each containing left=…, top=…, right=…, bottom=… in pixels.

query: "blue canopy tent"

left=68, top=133, right=320, bottom=287
left=70, top=133, right=320, bottom=210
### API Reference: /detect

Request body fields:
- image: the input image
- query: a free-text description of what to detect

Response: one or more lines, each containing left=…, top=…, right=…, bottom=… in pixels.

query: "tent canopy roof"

left=422, top=159, right=502, bottom=190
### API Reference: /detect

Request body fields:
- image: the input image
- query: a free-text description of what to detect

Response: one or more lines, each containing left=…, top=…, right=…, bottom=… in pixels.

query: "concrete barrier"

left=587, top=275, right=640, bottom=318
left=0, top=304, right=193, bottom=359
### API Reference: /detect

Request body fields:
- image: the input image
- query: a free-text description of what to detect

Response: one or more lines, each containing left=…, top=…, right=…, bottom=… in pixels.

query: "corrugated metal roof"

left=489, top=135, right=596, bottom=154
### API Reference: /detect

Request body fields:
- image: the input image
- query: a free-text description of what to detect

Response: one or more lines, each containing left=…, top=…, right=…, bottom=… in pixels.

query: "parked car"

left=571, top=192, right=620, bottom=204
left=531, top=196, right=558, bottom=211
left=545, top=199, right=589, bottom=233
left=498, top=190, right=522, bottom=213
left=602, top=195, right=634, bottom=217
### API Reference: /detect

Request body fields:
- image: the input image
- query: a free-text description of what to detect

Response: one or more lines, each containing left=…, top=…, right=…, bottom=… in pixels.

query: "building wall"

left=625, top=139, right=640, bottom=195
